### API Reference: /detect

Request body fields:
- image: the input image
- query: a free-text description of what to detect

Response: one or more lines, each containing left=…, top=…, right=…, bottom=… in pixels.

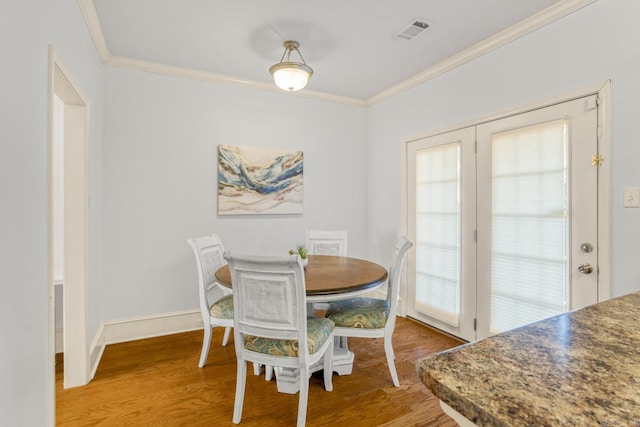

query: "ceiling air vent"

left=393, top=19, right=432, bottom=41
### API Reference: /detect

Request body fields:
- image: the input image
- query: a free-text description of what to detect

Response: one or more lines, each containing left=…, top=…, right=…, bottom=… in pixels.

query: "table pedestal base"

left=274, top=342, right=354, bottom=394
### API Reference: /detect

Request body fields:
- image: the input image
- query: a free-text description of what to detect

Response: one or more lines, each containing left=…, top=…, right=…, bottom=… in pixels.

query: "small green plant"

left=288, top=244, right=308, bottom=259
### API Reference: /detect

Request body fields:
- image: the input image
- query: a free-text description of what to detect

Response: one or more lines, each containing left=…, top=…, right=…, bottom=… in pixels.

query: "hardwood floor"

left=56, top=317, right=462, bottom=426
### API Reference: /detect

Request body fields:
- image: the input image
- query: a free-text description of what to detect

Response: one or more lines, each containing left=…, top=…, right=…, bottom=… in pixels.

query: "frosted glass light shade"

left=269, top=62, right=313, bottom=92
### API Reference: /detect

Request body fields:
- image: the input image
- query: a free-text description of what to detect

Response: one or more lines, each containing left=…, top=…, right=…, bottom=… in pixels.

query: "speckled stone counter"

left=417, top=292, right=640, bottom=426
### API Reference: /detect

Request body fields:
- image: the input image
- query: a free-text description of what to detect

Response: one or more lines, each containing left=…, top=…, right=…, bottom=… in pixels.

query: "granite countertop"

left=417, top=292, right=640, bottom=426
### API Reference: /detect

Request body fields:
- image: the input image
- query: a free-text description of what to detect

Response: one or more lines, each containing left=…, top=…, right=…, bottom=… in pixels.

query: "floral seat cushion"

left=244, top=318, right=335, bottom=357
left=209, top=294, right=234, bottom=319
left=325, top=297, right=389, bottom=329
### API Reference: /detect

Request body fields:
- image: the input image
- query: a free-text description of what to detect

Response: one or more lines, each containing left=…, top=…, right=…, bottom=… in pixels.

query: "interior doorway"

left=48, top=47, right=90, bottom=395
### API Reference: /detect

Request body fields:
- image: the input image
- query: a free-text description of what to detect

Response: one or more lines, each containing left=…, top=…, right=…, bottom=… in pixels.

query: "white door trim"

left=48, top=45, right=91, bottom=397
left=404, top=82, right=609, bottom=144
left=596, top=82, right=611, bottom=302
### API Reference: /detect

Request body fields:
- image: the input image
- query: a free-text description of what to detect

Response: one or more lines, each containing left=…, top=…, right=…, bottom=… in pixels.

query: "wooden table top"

left=215, top=255, right=388, bottom=302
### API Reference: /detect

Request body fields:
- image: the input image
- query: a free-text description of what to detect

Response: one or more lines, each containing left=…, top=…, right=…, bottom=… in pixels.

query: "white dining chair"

left=187, top=234, right=234, bottom=368
left=305, top=229, right=348, bottom=256
left=325, top=236, right=413, bottom=387
left=188, top=235, right=265, bottom=376
left=306, top=229, right=348, bottom=314
left=224, top=252, right=335, bottom=427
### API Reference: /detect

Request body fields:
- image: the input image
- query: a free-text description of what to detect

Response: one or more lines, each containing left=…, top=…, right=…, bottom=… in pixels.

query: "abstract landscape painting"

left=218, top=144, right=303, bottom=215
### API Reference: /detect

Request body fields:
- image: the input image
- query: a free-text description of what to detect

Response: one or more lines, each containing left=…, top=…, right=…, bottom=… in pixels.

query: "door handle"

left=577, top=263, right=593, bottom=274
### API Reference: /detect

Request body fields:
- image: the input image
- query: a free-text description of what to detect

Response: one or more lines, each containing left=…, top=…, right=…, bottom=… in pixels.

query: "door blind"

left=414, top=143, right=461, bottom=326
left=490, top=119, right=569, bottom=334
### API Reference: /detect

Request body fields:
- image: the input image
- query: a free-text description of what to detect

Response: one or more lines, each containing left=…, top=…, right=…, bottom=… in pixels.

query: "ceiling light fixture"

left=269, top=40, right=313, bottom=92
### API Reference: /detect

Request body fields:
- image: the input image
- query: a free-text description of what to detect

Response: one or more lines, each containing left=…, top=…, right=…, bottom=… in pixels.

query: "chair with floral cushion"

left=224, top=252, right=335, bottom=427
left=325, top=236, right=413, bottom=387
left=187, top=234, right=235, bottom=368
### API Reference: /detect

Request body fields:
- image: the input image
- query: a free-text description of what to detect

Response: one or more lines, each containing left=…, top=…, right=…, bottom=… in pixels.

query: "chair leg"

left=323, top=339, right=334, bottom=392
left=232, top=359, right=247, bottom=424
left=384, top=336, right=400, bottom=387
left=198, top=325, right=212, bottom=368
left=296, top=367, right=310, bottom=427
left=265, top=365, right=273, bottom=381
left=222, top=326, right=231, bottom=346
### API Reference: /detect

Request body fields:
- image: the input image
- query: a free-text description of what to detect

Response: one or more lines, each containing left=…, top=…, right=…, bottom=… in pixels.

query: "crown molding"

left=78, top=0, right=596, bottom=108
left=77, top=0, right=110, bottom=62
left=366, top=0, right=597, bottom=106
left=105, top=55, right=367, bottom=107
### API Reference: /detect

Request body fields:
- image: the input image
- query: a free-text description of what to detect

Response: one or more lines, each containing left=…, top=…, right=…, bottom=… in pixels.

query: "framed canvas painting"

left=218, top=144, right=303, bottom=215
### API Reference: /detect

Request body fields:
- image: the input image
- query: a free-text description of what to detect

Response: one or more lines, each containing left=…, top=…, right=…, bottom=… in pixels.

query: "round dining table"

left=214, top=254, right=389, bottom=394
left=215, top=254, right=388, bottom=303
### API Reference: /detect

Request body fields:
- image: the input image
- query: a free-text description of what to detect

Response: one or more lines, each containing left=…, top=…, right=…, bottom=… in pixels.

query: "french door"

left=406, top=95, right=601, bottom=341
left=406, top=127, right=477, bottom=340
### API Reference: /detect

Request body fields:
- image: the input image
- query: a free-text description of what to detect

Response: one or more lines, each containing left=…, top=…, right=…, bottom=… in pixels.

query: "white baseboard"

left=85, top=310, right=201, bottom=378
left=89, top=323, right=105, bottom=380
left=103, top=309, right=202, bottom=345
left=55, top=329, right=63, bottom=354
left=56, top=326, right=104, bottom=380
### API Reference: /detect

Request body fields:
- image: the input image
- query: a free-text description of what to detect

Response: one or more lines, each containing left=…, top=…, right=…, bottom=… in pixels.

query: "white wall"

left=102, top=68, right=367, bottom=321
left=366, top=0, right=640, bottom=298
left=0, top=1, right=104, bottom=425
left=0, top=3, right=50, bottom=425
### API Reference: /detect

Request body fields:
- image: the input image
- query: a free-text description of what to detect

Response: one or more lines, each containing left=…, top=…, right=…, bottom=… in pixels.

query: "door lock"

left=580, top=243, right=593, bottom=253
left=578, top=263, right=593, bottom=274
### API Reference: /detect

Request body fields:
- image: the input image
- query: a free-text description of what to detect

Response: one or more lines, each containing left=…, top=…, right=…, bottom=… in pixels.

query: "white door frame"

left=400, top=81, right=611, bottom=321
left=48, top=45, right=90, bottom=399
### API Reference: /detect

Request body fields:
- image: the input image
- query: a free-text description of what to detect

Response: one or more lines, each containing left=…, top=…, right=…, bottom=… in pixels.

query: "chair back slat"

left=225, top=254, right=307, bottom=342
left=305, top=229, right=348, bottom=256
left=386, top=237, right=413, bottom=318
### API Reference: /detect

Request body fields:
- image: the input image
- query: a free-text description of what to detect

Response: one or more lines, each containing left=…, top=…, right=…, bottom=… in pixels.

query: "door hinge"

left=473, top=318, right=477, bottom=331
left=591, top=154, right=603, bottom=167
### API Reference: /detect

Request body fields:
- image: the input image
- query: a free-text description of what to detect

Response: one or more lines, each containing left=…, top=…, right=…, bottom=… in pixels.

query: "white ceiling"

left=87, top=0, right=578, bottom=103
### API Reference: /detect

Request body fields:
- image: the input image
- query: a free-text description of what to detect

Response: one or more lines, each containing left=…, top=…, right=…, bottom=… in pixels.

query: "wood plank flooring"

left=56, top=317, right=463, bottom=426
